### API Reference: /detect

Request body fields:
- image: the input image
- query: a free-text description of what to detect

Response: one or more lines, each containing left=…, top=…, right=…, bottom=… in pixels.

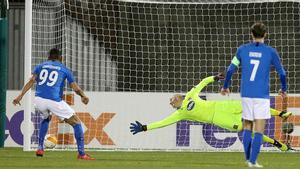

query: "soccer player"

left=13, top=48, right=95, bottom=160
left=221, top=22, right=287, bottom=167
left=130, top=74, right=291, bottom=152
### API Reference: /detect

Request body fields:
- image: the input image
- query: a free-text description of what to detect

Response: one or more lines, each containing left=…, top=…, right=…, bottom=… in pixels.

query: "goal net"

left=25, top=0, right=300, bottom=151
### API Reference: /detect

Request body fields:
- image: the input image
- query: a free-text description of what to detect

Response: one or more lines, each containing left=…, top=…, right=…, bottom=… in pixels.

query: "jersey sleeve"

left=223, top=47, right=241, bottom=89
left=271, top=48, right=287, bottom=91
left=230, top=47, right=242, bottom=67
left=223, top=63, right=238, bottom=89
left=32, top=64, right=42, bottom=75
left=186, top=76, right=215, bottom=98
left=147, top=110, right=184, bottom=130
left=66, top=69, right=75, bottom=84
left=235, top=47, right=242, bottom=66
left=271, top=48, right=286, bottom=75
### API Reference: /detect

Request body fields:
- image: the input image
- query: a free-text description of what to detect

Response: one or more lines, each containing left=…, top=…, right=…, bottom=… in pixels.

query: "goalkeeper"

left=129, top=74, right=292, bottom=151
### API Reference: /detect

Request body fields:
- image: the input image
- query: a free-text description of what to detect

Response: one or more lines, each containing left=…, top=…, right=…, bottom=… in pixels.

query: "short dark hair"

left=48, top=48, right=61, bottom=61
left=251, top=22, right=266, bottom=38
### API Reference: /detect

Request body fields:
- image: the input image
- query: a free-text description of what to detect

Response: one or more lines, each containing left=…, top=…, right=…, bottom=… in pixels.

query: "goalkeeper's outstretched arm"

left=130, top=111, right=183, bottom=135
left=187, top=74, right=224, bottom=98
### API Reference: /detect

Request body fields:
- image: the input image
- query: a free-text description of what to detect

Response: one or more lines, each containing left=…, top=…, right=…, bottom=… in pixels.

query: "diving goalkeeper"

left=129, top=74, right=292, bottom=151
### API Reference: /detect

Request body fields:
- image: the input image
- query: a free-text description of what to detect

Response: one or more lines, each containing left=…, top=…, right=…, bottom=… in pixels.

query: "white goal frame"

left=23, top=0, right=300, bottom=151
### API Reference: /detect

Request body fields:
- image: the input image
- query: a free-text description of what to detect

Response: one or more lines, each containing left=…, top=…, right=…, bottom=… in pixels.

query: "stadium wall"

left=5, top=91, right=300, bottom=151
left=7, top=3, right=25, bottom=90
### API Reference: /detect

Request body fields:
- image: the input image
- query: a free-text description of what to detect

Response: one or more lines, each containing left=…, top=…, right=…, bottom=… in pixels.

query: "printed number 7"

left=250, top=59, right=260, bottom=81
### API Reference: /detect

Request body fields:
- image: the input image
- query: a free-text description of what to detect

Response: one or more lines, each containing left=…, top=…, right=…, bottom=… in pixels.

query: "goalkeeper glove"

left=214, top=73, right=225, bottom=81
left=130, top=121, right=147, bottom=135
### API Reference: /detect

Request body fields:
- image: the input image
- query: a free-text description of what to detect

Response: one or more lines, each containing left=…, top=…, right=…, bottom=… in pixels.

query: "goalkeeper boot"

left=273, top=140, right=288, bottom=151
left=279, top=111, right=292, bottom=120
left=36, top=149, right=44, bottom=157
left=77, top=153, right=95, bottom=160
left=247, top=162, right=263, bottom=168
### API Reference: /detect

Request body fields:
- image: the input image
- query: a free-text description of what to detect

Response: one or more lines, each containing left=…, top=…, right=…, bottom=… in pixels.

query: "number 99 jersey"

left=234, top=42, right=286, bottom=99
left=33, top=60, right=75, bottom=102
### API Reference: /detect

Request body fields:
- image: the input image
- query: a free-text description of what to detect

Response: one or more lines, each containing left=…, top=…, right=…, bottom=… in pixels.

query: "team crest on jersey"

left=187, top=101, right=195, bottom=111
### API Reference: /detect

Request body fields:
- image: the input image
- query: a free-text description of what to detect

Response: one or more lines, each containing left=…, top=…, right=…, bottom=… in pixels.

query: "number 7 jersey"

left=33, top=60, right=75, bottom=102
left=233, top=42, right=286, bottom=99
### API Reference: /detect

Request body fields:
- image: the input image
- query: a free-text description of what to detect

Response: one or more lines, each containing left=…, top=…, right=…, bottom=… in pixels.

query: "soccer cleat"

left=247, top=162, right=263, bottom=168
left=279, top=111, right=292, bottom=120
left=273, top=140, right=288, bottom=151
left=77, top=154, right=95, bottom=160
left=36, top=149, right=44, bottom=157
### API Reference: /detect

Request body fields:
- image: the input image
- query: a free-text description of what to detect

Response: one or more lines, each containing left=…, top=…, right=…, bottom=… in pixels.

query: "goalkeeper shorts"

left=241, top=97, right=271, bottom=121
left=34, top=96, right=75, bottom=120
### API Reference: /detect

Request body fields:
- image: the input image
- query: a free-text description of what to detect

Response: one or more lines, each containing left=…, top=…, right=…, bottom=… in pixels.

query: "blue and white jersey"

left=33, top=60, right=75, bottom=102
left=224, top=42, right=286, bottom=99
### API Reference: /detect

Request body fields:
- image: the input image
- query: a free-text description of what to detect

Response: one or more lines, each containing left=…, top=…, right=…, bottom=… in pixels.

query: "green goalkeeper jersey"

left=147, top=76, right=243, bottom=131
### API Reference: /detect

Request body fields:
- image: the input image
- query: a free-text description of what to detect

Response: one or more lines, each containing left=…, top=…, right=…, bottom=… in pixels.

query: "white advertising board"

left=5, top=91, right=300, bottom=151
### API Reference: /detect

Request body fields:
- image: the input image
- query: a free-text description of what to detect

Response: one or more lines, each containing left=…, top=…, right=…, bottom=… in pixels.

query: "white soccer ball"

left=44, top=135, right=58, bottom=149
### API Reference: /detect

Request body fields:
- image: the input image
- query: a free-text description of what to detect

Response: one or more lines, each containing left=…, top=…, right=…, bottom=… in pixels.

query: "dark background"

left=7, top=0, right=300, bottom=93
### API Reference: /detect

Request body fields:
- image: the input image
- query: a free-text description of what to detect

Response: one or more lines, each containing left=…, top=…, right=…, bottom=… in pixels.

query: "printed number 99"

left=38, top=69, right=58, bottom=86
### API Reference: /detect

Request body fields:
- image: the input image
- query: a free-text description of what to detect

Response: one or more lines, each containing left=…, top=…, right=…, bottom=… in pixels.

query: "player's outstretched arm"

left=69, top=82, right=89, bottom=105
left=221, top=54, right=240, bottom=95
left=13, top=74, right=37, bottom=106
left=271, top=48, right=287, bottom=97
left=221, top=64, right=238, bottom=95
left=130, top=111, right=183, bottom=135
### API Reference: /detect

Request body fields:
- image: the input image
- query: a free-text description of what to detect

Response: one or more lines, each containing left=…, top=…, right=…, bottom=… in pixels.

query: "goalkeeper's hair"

left=251, top=22, right=266, bottom=38
left=48, top=48, right=61, bottom=61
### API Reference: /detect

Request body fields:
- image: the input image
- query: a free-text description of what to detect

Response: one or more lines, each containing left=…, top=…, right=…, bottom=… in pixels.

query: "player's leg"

left=261, top=135, right=288, bottom=151
left=38, top=116, right=51, bottom=151
left=249, top=98, right=271, bottom=167
left=65, top=115, right=94, bottom=160
left=250, top=119, right=265, bottom=167
left=34, top=97, right=51, bottom=157
left=243, top=120, right=253, bottom=162
left=241, top=98, right=254, bottom=163
left=270, top=108, right=292, bottom=120
left=64, top=115, right=86, bottom=157
left=49, top=100, right=94, bottom=160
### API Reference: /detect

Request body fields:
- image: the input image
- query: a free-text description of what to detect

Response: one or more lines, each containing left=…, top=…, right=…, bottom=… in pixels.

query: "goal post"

left=24, top=0, right=33, bottom=151
left=24, top=0, right=300, bottom=151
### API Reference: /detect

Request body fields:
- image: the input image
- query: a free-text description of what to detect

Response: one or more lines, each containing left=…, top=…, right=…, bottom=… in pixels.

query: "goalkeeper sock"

left=270, top=108, right=280, bottom=116
left=249, top=132, right=263, bottom=164
left=242, top=129, right=252, bottom=161
left=73, top=123, right=85, bottom=156
left=262, top=135, right=274, bottom=144
left=38, top=118, right=50, bottom=150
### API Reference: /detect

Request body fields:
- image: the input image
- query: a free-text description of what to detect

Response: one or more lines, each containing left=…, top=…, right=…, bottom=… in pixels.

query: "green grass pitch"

left=0, top=148, right=299, bottom=169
